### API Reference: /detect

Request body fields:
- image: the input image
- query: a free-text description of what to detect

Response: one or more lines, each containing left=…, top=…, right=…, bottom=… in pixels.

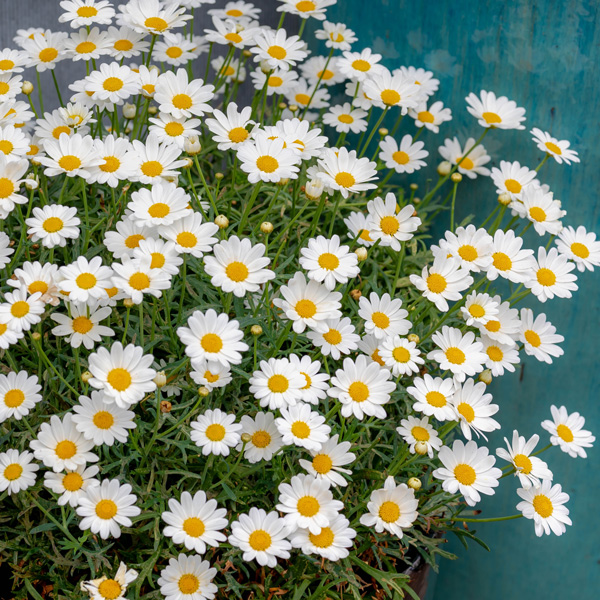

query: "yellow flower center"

left=371, top=311, right=390, bottom=329
left=291, top=421, right=311, bottom=439
left=176, top=231, right=197, bottom=248
left=338, top=113, right=354, bottom=124
left=0, top=323, right=7, bottom=335
left=205, top=423, right=226, bottom=441
left=125, top=234, right=144, bottom=249
left=107, top=368, right=132, bottom=391
left=97, top=579, right=121, bottom=600
left=323, top=328, right=342, bottom=345
left=114, top=39, right=133, bottom=52
left=352, top=59, right=371, bottom=72
left=248, top=529, right=271, bottom=551
left=524, top=329, right=541, bottom=347
left=76, top=272, right=97, bottom=290
left=72, top=316, right=93, bottom=334
left=200, top=333, right=223, bottom=353
left=418, top=110, right=434, bottom=123
left=172, top=93, right=193, bottom=110
left=536, top=268, right=556, bottom=287
left=348, top=381, right=369, bottom=403
left=267, top=374, right=289, bottom=393
left=256, top=155, right=279, bottom=173
left=226, top=8, right=243, bottom=16
left=454, top=463, right=476, bottom=485
left=0, top=140, right=14, bottom=154
left=334, top=171, right=356, bottom=188
left=268, top=75, right=283, bottom=87
left=225, top=261, right=249, bottom=282
left=267, top=45, right=287, bottom=60
left=312, top=454, right=333, bottom=474
left=445, top=347, right=466, bottom=365
left=492, top=252, right=512, bottom=271
left=144, top=17, right=169, bottom=32
left=469, top=304, right=485, bottom=318
left=295, top=299, right=317, bottom=319
left=486, top=345, right=503, bottom=362
left=295, top=93, right=311, bottom=105
left=103, top=77, right=123, bottom=92
left=4, top=389, right=25, bottom=408
left=392, top=347, right=411, bottom=363
left=412, top=425, right=430, bottom=441
left=3, top=463, right=22, bottom=481
left=532, top=494, right=554, bottom=518
left=308, top=527, right=335, bottom=548
left=228, top=127, right=248, bottom=143
left=297, top=495, right=320, bottom=517
left=55, top=440, right=77, bottom=459
left=225, top=32, right=243, bottom=44
left=0, top=177, right=15, bottom=198
left=93, top=411, right=115, bottom=430
left=296, top=0, right=317, bottom=11
left=166, top=46, right=183, bottom=59
left=204, top=370, right=219, bottom=383
left=300, top=372, right=312, bottom=389
left=482, top=111, right=502, bottom=124
left=251, top=430, right=271, bottom=448
left=570, top=242, right=589, bottom=258
left=426, top=391, right=447, bottom=407
left=529, top=206, right=547, bottom=222
left=95, top=499, right=118, bottom=520
left=457, top=244, right=478, bottom=262
left=556, top=423, right=574, bottom=443
left=457, top=156, right=474, bottom=170
left=380, top=89, right=400, bottom=106
left=77, top=6, right=98, bottom=17
left=164, top=122, right=184, bottom=137
left=142, top=83, right=155, bottom=96
left=456, top=402, right=475, bottom=422
left=317, top=252, right=339, bottom=270
left=485, top=320, right=501, bottom=332
left=58, top=155, right=82, bottom=172
left=177, top=574, right=200, bottom=595
left=392, top=150, right=410, bottom=165
left=10, top=301, right=30, bottom=318
left=378, top=500, right=400, bottom=523
left=62, top=472, right=84, bottom=491
left=150, top=253, right=165, bottom=269
left=0, top=60, right=15, bottom=71
left=76, top=41, right=96, bottom=54
left=148, top=203, right=171, bottom=219
left=545, top=141, right=562, bottom=155
left=183, top=517, right=205, bottom=537
left=141, top=160, right=164, bottom=177
left=52, top=125, right=72, bottom=139
left=504, top=178, right=522, bottom=194
left=100, top=156, right=121, bottom=172
left=513, top=453, right=533, bottom=474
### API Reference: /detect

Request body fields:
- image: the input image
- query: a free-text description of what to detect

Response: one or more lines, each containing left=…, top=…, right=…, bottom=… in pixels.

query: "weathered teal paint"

left=309, top=1, right=600, bottom=598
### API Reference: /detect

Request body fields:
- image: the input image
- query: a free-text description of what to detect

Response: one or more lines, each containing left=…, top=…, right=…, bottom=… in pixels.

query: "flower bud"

left=260, top=221, right=273, bottom=234
left=305, top=178, right=324, bottom=200
left=22, top=81, right=34, bottom=95
left=81, top=371, right=92, bottom=383
left=498, top=192, right=512, bottom=206
left=451, top=172, right=463, bottom=183
left=241, top=432, right=252, bottom=443
left=410, top=183, right=418, bottom=190
left=154, top=371, right=167, bottom=388
left=242, top=49, right=252, bottom=58
left=437, top=161, right=452, bottom=176
left=414, top=441, right=429, bottom=455
left=123, top=298, right=135, bottom=308
left=259, top=59, right=272, bottom=73
left=413, top=196, right=421, bottom=205
left=214, top=172, right=224, bottom=180
left=184, top=135, right=201, bottom=155
left=147, top=105, right=158, bottom=115
left=407, top=333, right=420, bottom=344
left=278, top=178, right=289, bottom=186
left=288, top=104, right=299, bottom=112
left=198, top=386, right=210, bottom=397
left=31, top=331, right=41, bottom=341
left=478, top=369, right=493, bottom=385
left=349, top=289, right=362, bottom=300
left=278, top=101, right=287, bottom=110
left=407, top=477, right=422, bottom=491
left=182, top=157, right=193, bottom=169
left=355, top=247, right=368, bottom=261
left=123, top=103, right=136, bottom=119
left=378, top=127, right=388, bottom=137
left=215, top=214, right=229, bottom=229
left=24, top=176, right=39, bottom=190
left=160, top=400, right=172, bottom=413
left=251, top=324, right=263, bottom=336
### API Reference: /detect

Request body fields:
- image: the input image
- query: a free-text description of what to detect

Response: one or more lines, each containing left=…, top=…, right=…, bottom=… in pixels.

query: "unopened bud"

left=305, top=178, right=324, bottom=200
left=414, top=441, right=429, bottom=455
left=378, top=127, right=388, bottom=137
left=437, top=161, right=452, bottom=176
left=22, top=81, right=34, bottom=95
left=288, top=104, right=298, bottom=112
left=260, top=221, right=273, bottom=234
left=242, top=49, right=252, bottom=58
left=160, top=400, right=172, bottom=413
left=215, top=214, right=229, bottom=229
left=154, top=371, right=167, bottom=387
left=123, top=103, right=136, bottom=119
left=478, top=369, right=493, bottom=385
left=251, top=324, right=263, bottom=336
left=184, top=135, right=201, bottom=155
left=407, top=477, right=422, bottom=491
left=31, top=331, right=41, bottom=341
left=451, top=172, right=463, bottom=183
left=24, top=177, right=39, bottom=190
left=407, top=333, right=420, bottom=344
left=198, top=386, right=210, bottom=397
left=413, top=196, right=421, bottom=205
left=355, top=247, right=368, bottom=261
left=241, top=432, right=252, bottom=443
left=123, top=298, right=135, bottom=308
left=147, top=105, right=158, bottom=115
left=410, top=183, right=418, bottom=190
left=81, top=370, right=92, bottom=383
left=349, top=288, right=362, bottom=300
left=278, top=101, right=287, bottom=110
left=182, top=157, right=193, bottom=169
left=260, top=59, right=272, bottom=73
left=214, top=172, right=224, bottom=180
left=498, top=192, right=512, bottom=206
left=278, top=178, right=289, bottom=186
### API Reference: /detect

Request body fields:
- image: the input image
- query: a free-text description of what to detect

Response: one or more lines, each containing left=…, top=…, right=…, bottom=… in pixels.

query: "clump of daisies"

left=0, top=0, right=596, bottom=598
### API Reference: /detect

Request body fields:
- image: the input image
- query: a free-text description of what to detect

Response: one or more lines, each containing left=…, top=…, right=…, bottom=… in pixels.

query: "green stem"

left=237, top=181, right=263, bottom=235
left=450, top=514, right=523, bottom=523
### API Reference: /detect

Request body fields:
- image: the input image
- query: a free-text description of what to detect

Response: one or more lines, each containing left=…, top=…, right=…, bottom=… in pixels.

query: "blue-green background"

left=312, top=0, right=600, bottom=598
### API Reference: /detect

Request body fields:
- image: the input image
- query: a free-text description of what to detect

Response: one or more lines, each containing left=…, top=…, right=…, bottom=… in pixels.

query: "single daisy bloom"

left=541, top=405, right=595, bottom=459
left=496, top=430, right=553, bottom=489
left=524, top=246, right=577, bottom=302
left=0, top=231, right=13, bottom=268
left=0, top=449, right=38, bottom=495
left=316, top=147, right=378, bottom=198
left=250, top=67, right=299, bottom=97
left=158, top=554, right=217, bottom=600
left=22, top=32, right=68, bottom=72
left=274, top=117, right=328, bottom=160
left=438, top=136, right=491, bottom=178
left=490, top=160, right=538, bottom=202
left=0, top=74, right=25, bottom=102
left=43, top=464, right=100, bottom=507
left=338, top=48, right=385, bottom=82
left=251, top=28, right=307, bottom=72
left=367, top=193, right=421, bottom=250
left=155, top=68, right=214, bottom=119
left=0, top=370, right=42, bottom=423
left=519, top=308, right=564, bottom=364
left=0, top=321, right=22, bottom=349
left=204, top=235, right=275, bottom=297
left=315, top=21, right=357, bottom=51
left=396, top=416, right=442, bottom=458
left=148, top=112, right=202, bottom=149
left=249, top=357, right=305, bottom=410
left=517, top=480, right=571, bottom=537
left=162, top=490, right=228, bottom=555
left=72, top=391, right=136, bottom=446
left=344, top=211, right=375, bottom=246
left=479, top=335, right=521, bottom=376
left=328, top=355, right=395, bottom=420
left=322, top=103, right=368, bottom=134
left=477, top=295, right=522, bottom=348
left=204, top=16, right=261, bottom=49
left=379, top=336, right=424, bottom=377
left=127, top=180, right=193, bottom=228
left=229, top=507, right=292, bottom=568
left=58, top=256, right=114, bottom=304
left=189, top=359, right=232, bottom=392
left=287, top=78, right=331, bottom=111
left=513, top=184, right=565, bottom=236
left=64, top=27, right=113, bottom=62
left=88, top=342, right=157, bottom=408
left=407, top=374, right=457, bottom=422
left=190, top=409, right=242, bottom=456
left=301, top=55, right=346, bottom=87
left=433, top=439, right=502, bottom=506
left=132, top=134, right=188, bottom=184
left=88, top=135, right=140, bottom=188
left=0, top=154, right=29, bottom=215
left=86, top=63, right=140, bottom=105
left=80, top=562, right=138, bottom=600
left=26, top=204, right=80, bottom=248
left=290, top=513, right=357, bottom=561
left=154, top=33, right=198, bottom=66
left=307, top=317, right=360, bottom=360
left=39, top=132, right=101, bottom=179
left=103, top=218, right=154, bottom=259
left=106, top=26, right=150, bottom=60
left=0, top=288, right=45, bottom=332
left=466, top=90, right=526, bottom=129
left=556, top=225, right=600, bottom=272
left=0, top=49, right=29, bottom=74
left=276, top=474, right=343, bottom=534
left=299, top=434, right=355, bottom=487
left=50, top=301, right=114, bottom=349
left=208, top=1, right=262, bottom=21
left=379, top=134, right=428, bottom=174
left=359, top=476, right=419, bottom=537
left=118, top=0, right=191, bottom=36
left=364, top=70, right=421, bottom=113
left=237, top=132, right=300, bottom=184
left=486, top=229, right=535, bottom=283
left=277, top=0, right=336, bottom=20
left=161, top=212, right=219, bottom=258
left=460, top=292, right=499, bottom=327
left=437, top=225, right=494, bottom=273
left=290, top=354, right=330, bottom=405
left=408, top=100, right=452, bottom=133
left=133, top=238, right=183, bottom=275
left=410, top=256, right=473, bottom=312
left=427, top=326, right=487, bottom=383
left=275, top=403, right=331, bottom=451
left=30, top=413, right=98, bottom=472
left=358, top=292, right=411, bottom=340
left=237, top=411, right=284, bottom=463
left=211, top=55, right=246, bottom=83
left=395, top=65, right=439, bottom=98
left=450, top=378, right=500, bottom=441
left=531, top=127, right=579, bottom=165
left=0, top=124, right=29, bottom=158
left=177, top=309, right=248, bottom=367
left=205, top=102, right=253, bottom=151
left=59, top=0, right=115, bottom=28
left=273, top=272, right=342, bottom=334
left=357, top=334, right=387, bottom=368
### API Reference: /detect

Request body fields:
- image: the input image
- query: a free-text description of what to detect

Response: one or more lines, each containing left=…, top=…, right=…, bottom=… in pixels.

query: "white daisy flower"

left=433, top=439, right=502, bottom=506
left=103, top=218, right=154, bottom=259
left=357, top=334, right=387, bottom=368
left=275, top=118, right=328, bottom=160
left=211, top=55, right=246, bottom=82
left=65, top=27, right=113, bottom=62
left=322, top=103, right=368, bottom=134
left=367, top=193, right=421, bottom=251
left=155, top=68, right=214, bottom=119
left=50, top=302, right=114, bottom=349
left=531, top=127, right=579, bottom=165
left=204, top=16, right=260, bottom=49
left=30, top=413, right=98, bottom=472
left=154, top=32, right=198, bottom=66
left=344, top=211, right=374, bottom=246
left=358, top=292, right=411, bottom=340
left=556, top=225, right=600, bottom=272
left=190, top=409, right=242, bottom=456
left=290, top=513, right=356, bottom=561
left=315, top=21, right=357, bottom=51
left=0, top=449, right=38, bottom=495
left=427, top=326, right=487, bottom=383
left=237, top=411, right=284, bottom=463
left=58, top=256, right=114, bottom=304
left=496, top=430, right=553, bottom=489
left=0, top=370, right=42, bottom=423
left=287, top=78, right=330, bottom=110
left=465, top=90, right=526, bottom=129
left=0, top=124, right=29, bottom=158
left=328, top=355, right=395, bottom=420
left=162, top=491, right=228, bottom=554
left=476, top=295, right=520, bottom=346
left=132, top=134, right=187, bottom=184
left=525, top=246, right=577, bottom=302
left=450, top=378, right=500, bottom=441
left=436, top=225, right=493, bottom=272
left=205, top=102, right=253, bottom=150
left=86, top=63, right=140, bottom=105
left=289, top=354, right=330, bottom=405
left=460, top=292, right=499, bottom=326
left=228, top=507, right=292, bottom=568
left=513, top=184, right=565, bottom=236
left=80, top=562, right=138, bottom=600
left=251, top=28, right=307, bottom=72
left=59, top=0, right=116, bottom=28
left=359, top=476, right=419, bottom=537
left=275, top=404, right=331, bottom=451
left=517, top=480, right=571, bottom=537
left=316, top=147, right=378, bottom=198
left=490, top=160, right=538, bottom=201
left=307, top=317, right=360, bottom=360
left=0, top=321, right=22, bottom=349
left=0, top=73, right=25, bottom=102
left=44, top=464, right=100, bottom=507
left=137, top=65, right=160, bottom=98
left=519, top=308, right=564, bottom=364
left=106, top=26, right=150, bottom=59
left=0, top=231, right=14, bottom=268
left=397, top=416, right=442, bottom=458
left=438, top=136, right=491, bottom=178
left=408, top=100, right=452, bottom=133
left=299, top=434, right=355, bottom=487
left=0, top=154, right=28, bottom=216
left=237, top=132, right=300, bottom=184
left=158, top=554, right=217, bottom=600
left=407, top=374, right=456, bottom=422
left=38, top=132, right=101, bottom=179
left=249, top=357, right=305, bottom=410
left=112, top=255, right=172, bottom=304
left=486, top=229, right=535, bottom=283
left=250, top=67, right=299, bottom=96
left=148, top=112, right=202, bottom=149
left=541, top=405, right=595, bottom=459
left=479, top=335, right=520, bottom=376
left=379, top=336, right=424, bottom=377
left=338, top=48, right=385, bottom=82
left=118, top=0, right=192, bottom=36
left=177, top=309, right=248, bottom=367
left=189, top=360, right=232, bottom=392
left=364, top=70, right=420, bottom=113
left=0, top=288, right=45, bottom=332
left=0, top=49, right=28, bottom=74
left=25, top=204, right=81, bottom=248
left=394, top=66, right=439, bottom=98
left=133, top=238, right=183, bottom=275
left=277, top=0, right=336, bottom=20
left=379, top=134, right=428, bottom=174
left=161, top=212, right=219, bottom=258
left=88, top=342, right=157, bottom=408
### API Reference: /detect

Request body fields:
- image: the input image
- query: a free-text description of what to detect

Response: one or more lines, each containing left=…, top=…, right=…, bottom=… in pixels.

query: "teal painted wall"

left=310, top=1, right=600, bottom=598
